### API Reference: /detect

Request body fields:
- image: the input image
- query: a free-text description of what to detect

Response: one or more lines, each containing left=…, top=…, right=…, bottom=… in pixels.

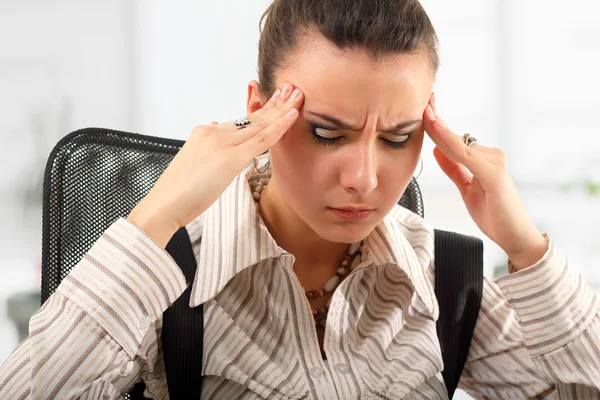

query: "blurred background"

left=1, top=1, right=599, bottom=398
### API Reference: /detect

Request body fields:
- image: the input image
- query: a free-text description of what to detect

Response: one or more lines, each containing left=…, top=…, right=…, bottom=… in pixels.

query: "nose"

left=339, top=142, right=378, bottom=195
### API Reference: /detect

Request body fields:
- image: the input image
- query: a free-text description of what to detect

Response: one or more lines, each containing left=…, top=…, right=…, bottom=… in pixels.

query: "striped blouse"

left=1, top=161, right=599, bottom=399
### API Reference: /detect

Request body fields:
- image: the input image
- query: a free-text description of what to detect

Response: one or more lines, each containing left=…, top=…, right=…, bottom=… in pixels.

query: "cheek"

left=274, top=126, right=310, bottom=170
left=270, top=126, right=330, bottom=196
left=379, top=136, right=424, bottom=200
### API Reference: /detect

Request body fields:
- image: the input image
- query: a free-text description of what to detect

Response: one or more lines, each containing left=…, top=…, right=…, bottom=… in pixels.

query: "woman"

left=1, top=0, right=599, bottom=398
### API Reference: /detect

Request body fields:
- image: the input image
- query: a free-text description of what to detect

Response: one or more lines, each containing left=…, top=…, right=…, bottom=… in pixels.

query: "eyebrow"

left=305, top=111, right=421, bottom=134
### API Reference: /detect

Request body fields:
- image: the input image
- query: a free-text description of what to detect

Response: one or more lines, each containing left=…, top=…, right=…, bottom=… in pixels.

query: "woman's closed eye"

left=310, top=125, right=412, bottom=149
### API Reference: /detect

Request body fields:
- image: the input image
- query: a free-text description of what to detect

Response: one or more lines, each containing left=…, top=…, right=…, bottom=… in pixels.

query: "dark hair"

left=258, top=0, right=439, bottom=99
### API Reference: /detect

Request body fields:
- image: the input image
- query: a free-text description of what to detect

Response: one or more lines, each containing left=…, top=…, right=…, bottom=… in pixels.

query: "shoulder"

left=385, top=204, right=436, bottom=250
left=385, top=204, right=482, bottom=260
left=383, top=205, right=483, bottom=283
left=382, top=204, right=437, bottom=282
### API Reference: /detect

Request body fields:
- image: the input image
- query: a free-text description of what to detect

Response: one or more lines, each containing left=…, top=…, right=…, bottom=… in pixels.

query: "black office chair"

left=40, top=127, right=425, bottom=399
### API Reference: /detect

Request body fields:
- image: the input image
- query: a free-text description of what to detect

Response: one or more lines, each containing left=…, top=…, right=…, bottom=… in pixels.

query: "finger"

left=433, top=146, right=472, bottom=195
left=433, top=146, right=489, bottom=205
left=210, top=83, right=290, bottom=134
left=250, top=82, right=301, bottom=127
left=240, top=108, right=300, bottom=158
left=429, top=94, right=505, bottom=168
left=451, top=134, right=502, bottom=158
left=423, top=103, right=493, bottom=180
left=197, top=118, right=246, bottom=135
left=230, top=85, right=304, bottom=145
left=247, top=87, right=283, bottom=120
left=428, top=97, right=499, bottom=157
left=452, top=135, right=508, bottom=170
left=245, top=81, right=295, bottom=122
left=211, top=88, right=280, bottom=133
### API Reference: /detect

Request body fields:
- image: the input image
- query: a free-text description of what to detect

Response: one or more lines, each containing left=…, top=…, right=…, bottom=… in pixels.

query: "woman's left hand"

left=422, top=94, right=548, bottom=271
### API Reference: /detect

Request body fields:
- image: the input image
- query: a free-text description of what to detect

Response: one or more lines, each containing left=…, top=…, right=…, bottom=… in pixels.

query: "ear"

left=247, top=80, right=266, bottom=116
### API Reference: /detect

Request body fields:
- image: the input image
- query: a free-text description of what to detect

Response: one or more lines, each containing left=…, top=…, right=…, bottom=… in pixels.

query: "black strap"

left=162, top=227, right=204, bottom=400
left=129, top=227, right=203, bottom=400
left=434, top=229, right=484, bottom=399
left=133, top=229, right=483, bottom=399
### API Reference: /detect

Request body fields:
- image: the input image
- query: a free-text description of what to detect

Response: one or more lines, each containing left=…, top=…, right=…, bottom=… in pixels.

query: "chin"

left=313, top=221, right=375, bottom=244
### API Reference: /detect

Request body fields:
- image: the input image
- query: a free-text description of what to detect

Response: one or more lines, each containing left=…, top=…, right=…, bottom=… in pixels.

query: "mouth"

left=328, top=206, right=374, bottom=221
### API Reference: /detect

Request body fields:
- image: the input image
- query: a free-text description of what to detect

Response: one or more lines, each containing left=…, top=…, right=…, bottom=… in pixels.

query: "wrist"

left=507, top=232, right=550, bottom=272
left=126, top=201, right=179, bottom=249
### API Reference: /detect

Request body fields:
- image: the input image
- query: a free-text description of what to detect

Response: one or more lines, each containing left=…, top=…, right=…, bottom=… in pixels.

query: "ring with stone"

left=233, top=117, right=252, bottom=129
left=462, top=133, right=478, bottom=147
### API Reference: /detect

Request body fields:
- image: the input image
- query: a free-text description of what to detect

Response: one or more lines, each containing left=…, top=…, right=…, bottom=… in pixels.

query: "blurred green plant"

left=492, top=261, right=508, bottom=280
left=560, top=179, right=600, bottom=197
left=584, top=180, right=600, bottom=196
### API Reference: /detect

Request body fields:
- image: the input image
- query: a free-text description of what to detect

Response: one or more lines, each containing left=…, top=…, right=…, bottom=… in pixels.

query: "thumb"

left=433, top=146, right=472, bottom=193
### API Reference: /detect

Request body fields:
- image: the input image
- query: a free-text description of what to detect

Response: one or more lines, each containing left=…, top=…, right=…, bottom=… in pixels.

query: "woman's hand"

left=422, top=94, right=548, bottom=271
left=128, top=82, right=304, bottom=248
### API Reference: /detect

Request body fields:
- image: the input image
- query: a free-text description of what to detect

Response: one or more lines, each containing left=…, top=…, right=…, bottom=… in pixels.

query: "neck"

left=257, top=177, right=350, bottom=278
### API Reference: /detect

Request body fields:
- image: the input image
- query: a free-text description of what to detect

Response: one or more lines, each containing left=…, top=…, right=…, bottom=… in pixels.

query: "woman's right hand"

left=127, top=82, right=304, bottom=248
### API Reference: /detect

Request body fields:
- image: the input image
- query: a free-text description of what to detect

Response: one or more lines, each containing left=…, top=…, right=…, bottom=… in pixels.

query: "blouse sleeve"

left=459, top=238, right=600, bottom=399
left=0, top=218, right=188, bottom=399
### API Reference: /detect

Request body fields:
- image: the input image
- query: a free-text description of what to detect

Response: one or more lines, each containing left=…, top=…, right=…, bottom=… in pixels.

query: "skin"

left=128, top=28, right=547, bottom=360
left=247, top=33, right=434, bottom=290
left=125, top=27, right=545, bottom=283
left=243, top=33, right=548, bottom=343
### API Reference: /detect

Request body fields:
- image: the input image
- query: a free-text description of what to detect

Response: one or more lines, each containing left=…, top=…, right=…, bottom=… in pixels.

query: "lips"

left=334, top=206, right=373, bottom=212
left=328, top=207, right=374, bottom=221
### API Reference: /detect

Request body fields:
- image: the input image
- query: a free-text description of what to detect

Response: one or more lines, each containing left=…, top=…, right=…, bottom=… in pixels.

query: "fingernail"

left=427, top=105, right=435, bottom=121
left=285, top=108, right=298, bottom=118
left=288, top=88, right=300, bottom=102
left=270, top=89, right=281, bottom=102
left=281, top=83, right=292, bottom=99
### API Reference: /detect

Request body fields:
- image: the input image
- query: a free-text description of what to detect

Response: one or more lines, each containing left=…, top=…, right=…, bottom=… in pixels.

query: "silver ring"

left=462, top=133, right=478, bottom=147
left=233, top=117, right=252, bottom=129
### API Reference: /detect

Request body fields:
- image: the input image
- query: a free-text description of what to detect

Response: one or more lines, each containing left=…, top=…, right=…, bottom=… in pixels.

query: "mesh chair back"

left=40, top=127, right=424, bottom=397
left=42, top=128, right=183, bottom=304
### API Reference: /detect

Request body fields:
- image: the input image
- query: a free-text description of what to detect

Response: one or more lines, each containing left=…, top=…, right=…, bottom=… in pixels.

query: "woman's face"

left=255, top=33, right=435, bottom=245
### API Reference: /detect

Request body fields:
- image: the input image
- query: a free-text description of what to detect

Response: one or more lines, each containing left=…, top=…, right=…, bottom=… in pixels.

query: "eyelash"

left=309, top=126, right=411, bottom=150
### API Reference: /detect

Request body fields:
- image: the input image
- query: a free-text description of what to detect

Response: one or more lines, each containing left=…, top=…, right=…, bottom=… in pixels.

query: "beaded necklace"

left=249, top=175, right=363, bottom=328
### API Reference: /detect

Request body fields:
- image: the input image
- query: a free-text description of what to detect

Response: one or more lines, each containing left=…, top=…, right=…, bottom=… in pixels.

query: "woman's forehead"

left=275, top=35, right=434, bottom=120
left=285, top=66, right=431, bottom=126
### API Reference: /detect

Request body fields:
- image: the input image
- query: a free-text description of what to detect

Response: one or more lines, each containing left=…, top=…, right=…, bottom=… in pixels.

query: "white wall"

left=419, top=1, right=600, bottom=290
left=133, top=0, right=273, bottom=138
left=0, top=0, right=134, bottom=364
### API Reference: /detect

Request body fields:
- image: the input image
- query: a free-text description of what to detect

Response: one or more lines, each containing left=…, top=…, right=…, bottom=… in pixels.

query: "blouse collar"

left=187, top=157, right=438, bottom=318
